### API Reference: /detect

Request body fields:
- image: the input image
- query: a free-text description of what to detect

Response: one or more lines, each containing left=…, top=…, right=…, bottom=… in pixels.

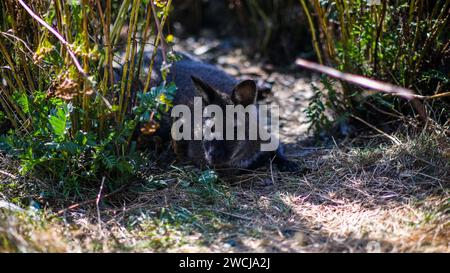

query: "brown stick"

left=295, top=58, right=428, bottom=121
left=296, top=58, right=415, bottom=99
left=414, top=91, right=450, bottom=100
left=149, top=0, right=168, bottom=64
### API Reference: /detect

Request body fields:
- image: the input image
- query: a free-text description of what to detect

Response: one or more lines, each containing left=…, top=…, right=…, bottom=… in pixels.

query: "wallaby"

left=132, top=50, right=299, bottom=173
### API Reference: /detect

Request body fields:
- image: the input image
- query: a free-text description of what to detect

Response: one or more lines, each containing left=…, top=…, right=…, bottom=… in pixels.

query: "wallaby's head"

left=191, top=75, right=264, bottom=169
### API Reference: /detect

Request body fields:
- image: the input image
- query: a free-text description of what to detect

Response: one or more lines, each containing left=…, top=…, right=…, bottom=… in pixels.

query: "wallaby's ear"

left=191, top=75, right=219, bottom=105
left=231, top=80, right=257, bottom=106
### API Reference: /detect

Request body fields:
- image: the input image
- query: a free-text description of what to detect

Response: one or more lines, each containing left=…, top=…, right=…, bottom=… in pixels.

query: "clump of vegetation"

left=0, top=0, right=176, bottom=191
left=301, top=0, right=449, bottom=133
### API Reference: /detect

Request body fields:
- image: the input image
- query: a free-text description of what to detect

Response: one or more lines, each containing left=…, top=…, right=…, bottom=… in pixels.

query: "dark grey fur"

left=137, top=51, right=299, bottom=172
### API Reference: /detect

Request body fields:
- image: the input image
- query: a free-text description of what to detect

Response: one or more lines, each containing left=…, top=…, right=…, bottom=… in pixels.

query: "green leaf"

left=13, top=92, right=30, bottom=114
left=48, top=104, right=71, bottom=139
left=101, top=152, right=117, bottom=170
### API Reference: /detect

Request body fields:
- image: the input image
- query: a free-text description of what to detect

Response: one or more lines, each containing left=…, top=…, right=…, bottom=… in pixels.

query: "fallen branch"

left=296, top=58, right=415, bottom=99
left=295, top=58, right=428, bottom=120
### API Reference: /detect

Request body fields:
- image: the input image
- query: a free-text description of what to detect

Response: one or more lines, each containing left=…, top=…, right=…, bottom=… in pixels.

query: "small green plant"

left=305, top=75, right=350, bottom=135
left=196, top=170, right=222, bottom=202
left=134, top=81, right=177, bottom=123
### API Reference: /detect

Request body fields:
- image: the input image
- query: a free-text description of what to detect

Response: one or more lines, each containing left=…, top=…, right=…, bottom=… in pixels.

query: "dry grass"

left=1, top=128, right=448, bottom=253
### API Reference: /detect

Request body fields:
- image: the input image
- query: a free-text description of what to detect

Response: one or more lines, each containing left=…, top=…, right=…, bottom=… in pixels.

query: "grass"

left=1, top=128, right=448, bottom=253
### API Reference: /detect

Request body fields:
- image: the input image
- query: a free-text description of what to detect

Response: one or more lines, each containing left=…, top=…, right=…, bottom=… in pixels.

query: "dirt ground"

left=0, top=35, right=449, bottom=253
